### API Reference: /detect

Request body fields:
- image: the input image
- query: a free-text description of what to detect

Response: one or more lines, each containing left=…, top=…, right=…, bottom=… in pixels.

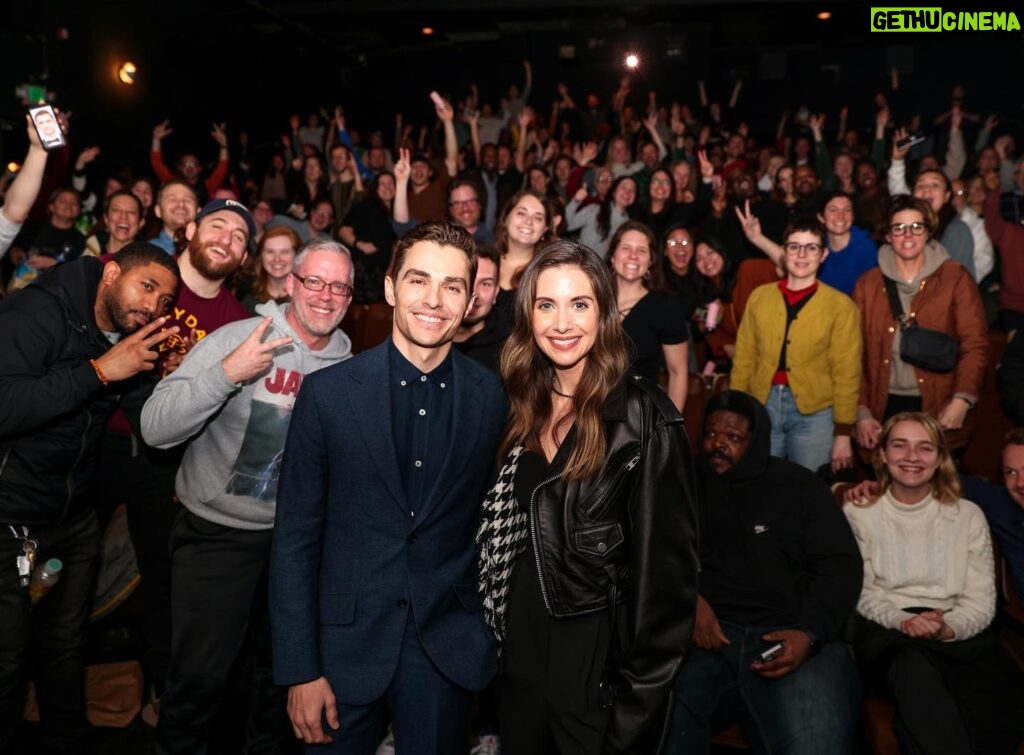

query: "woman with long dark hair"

left=565, top=175, right=637, bottom=258
left=338, top=172, right=398, bottom=304
left=478, top=240, right=698, bottom=754
left=494, top=189, right=554, bottom=316
left=607, top=221, right=689, bottom=411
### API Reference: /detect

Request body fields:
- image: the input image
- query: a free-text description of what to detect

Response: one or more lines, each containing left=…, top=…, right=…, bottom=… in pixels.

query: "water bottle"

left=29, top=558, right=63, bottom=606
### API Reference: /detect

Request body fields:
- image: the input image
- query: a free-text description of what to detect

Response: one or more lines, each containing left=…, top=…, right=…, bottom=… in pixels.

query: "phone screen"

left=29, top=106, right=66, bottom=151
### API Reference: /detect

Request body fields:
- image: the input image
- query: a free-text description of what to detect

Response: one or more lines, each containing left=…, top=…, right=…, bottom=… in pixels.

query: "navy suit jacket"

left=269, top=340, right=508, bottom=703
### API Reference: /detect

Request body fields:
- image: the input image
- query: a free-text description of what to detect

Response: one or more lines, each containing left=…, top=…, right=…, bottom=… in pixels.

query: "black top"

left=454, top=308, right=511, bottom=375
left=621, top=291, right=689, bottom=383
left=31, top=223, right=86, bottom=261
left=342, top=198, right=396, bottom=304
left=388, top=340, right=454, bottom=510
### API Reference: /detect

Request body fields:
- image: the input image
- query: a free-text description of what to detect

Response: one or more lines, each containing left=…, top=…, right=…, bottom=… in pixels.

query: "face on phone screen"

left=30, top=106, right=66, bottom=150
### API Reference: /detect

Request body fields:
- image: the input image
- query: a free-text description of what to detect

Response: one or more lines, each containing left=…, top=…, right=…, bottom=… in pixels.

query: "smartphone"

left=896, top=133, right=927, bottom=151
left=28, top=105, right=66, bottom=151
left=759, top=642, right=785, bottom=662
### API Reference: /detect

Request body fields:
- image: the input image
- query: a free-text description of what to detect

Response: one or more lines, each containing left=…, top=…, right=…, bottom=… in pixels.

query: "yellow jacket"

left=731, top=281, right=862, bottom=432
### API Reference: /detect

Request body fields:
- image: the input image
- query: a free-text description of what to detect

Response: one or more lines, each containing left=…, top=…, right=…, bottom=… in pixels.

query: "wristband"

left=89, top=359, right=109, bottom=386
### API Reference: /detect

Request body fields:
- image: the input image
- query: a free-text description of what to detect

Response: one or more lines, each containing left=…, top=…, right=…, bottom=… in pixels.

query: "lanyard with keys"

left=9, top=525, right=38, bottom=588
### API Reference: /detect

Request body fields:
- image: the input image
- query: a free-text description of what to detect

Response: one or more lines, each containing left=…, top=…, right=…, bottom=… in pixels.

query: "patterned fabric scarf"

left=476, top=445, right=527, bottom=646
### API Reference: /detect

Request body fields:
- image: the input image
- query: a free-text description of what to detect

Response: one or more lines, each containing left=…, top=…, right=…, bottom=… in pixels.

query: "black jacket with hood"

left=0, top=257, right=121, bottom=525
left=697, top=390, right=862, bottom=642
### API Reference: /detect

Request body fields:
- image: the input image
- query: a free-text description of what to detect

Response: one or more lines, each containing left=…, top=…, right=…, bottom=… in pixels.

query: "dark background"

left=1, top=1, right=1021, bottom=176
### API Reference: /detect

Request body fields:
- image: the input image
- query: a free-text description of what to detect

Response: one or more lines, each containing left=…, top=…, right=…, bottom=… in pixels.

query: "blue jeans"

left=663, top=622, right=859, bottom=755
left=764, top=385, right=833, bottom=473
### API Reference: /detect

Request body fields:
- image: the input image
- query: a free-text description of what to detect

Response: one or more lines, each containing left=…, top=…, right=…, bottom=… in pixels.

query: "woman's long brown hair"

left=499, top=240, right=629, bottom=480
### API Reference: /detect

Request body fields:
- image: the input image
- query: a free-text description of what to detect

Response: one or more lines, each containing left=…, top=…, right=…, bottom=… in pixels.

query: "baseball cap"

left=194, top=198, right=257, bottom=243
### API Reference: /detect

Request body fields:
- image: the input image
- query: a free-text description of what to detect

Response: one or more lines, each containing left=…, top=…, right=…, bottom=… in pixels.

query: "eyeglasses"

left=292, top=272, right=353, bottom=298
left=784, top=242, right=823, bottom=257
left=665, top=238, right=691, bottom=248
left=181, top=161, right=199, bottom=169
left=889, top=222, right=928, bottom=236
left=311, top=210, right=334, bottom=220
left=596, top=176, right=613, bottom=183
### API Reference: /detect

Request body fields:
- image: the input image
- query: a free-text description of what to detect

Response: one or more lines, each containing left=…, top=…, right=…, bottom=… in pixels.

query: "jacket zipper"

left=580, top=450, right=641, bottom=518
left=529, top=471, right=562, bottom=614
left=62, top=406, right=91, bottom=523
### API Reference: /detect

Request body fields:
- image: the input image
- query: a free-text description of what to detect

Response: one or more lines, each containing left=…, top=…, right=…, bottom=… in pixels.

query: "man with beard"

left=150, top=180, right=199, bottom=255
left=0, top=244, right=179, bottom=754
left=664, top=390, right=862, bottom=755
left=103, top=198, right=254, bottom=723
left=453, top=246, right=507, bottom=372
left=142, top=240, right=353, bottom=754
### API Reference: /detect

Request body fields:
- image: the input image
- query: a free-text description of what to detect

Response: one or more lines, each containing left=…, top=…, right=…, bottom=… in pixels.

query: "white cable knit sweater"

left=844, top=491, right=996, bottom=640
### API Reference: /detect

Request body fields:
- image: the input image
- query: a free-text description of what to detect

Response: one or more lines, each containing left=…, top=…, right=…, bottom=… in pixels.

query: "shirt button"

left=419, top=409, right=426, bottom=416
left=597, top=542, right=607, bottom=554
left=400, top=380, right=407, bottom=386
left=420, top=375, right=427, bottom=382
left=397, top=599, right=408, bottom=608
left=414, top=460, right=422, bottom=468
left=440, top=382, right=446, bottom=389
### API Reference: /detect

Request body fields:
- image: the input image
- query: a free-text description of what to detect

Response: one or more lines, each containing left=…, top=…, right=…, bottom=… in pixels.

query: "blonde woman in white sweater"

left=845, top=412, right=1024, bottom=754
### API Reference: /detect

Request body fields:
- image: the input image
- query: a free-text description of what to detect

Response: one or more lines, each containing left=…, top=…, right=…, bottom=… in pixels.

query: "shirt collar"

left=388, top=338, right=454, bottom=389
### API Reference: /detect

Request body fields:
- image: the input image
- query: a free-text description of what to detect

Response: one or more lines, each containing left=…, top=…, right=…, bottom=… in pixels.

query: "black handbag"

left=883, top=276, right=959, bottom=373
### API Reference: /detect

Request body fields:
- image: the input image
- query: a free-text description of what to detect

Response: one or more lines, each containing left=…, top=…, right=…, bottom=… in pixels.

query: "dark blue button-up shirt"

left=388, top=339, right=454, bottom=516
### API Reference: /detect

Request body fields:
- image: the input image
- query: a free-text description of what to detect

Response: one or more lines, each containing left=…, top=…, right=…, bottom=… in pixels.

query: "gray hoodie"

left=876, top=239, right=949, bottom=397
left=140, top=300, right=352, bottom=530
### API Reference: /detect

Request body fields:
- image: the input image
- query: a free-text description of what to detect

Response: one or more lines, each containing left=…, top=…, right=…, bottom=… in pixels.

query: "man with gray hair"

left=140, top=239, right=355, bottom=754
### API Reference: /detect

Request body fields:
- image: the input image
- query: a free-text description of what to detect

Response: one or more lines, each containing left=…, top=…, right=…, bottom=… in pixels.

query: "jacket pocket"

left=454, top=582, right=483, bottom=612
left=574, top=522, right=625, bottom=558
left=319, top=592, right=357, bottom=625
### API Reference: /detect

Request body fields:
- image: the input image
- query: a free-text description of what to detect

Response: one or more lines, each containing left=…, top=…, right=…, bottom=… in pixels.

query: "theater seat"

left=362, top=302, right=393, bottom=351
left=682, top=374, right=706, bottom=452
left=340, top=304, right=367, bottom=354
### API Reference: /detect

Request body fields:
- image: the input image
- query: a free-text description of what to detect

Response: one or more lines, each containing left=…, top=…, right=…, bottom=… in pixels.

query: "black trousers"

left=97, top=431, right=181, bottom=689
left=497, top=554, right=614, bottom=755
left=155, top=510, right=290, bottom=755
left=854, top=618, right=1024, bottom=755
left=0, top=508, right=100, bottom=755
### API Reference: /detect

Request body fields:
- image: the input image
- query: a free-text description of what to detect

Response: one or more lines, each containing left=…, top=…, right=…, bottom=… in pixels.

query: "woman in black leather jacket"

left=478, top=240, right=699, bottom=754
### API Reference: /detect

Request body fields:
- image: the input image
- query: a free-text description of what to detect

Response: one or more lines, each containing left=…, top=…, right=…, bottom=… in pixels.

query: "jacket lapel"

left=346, top=343, right=408, bottom=514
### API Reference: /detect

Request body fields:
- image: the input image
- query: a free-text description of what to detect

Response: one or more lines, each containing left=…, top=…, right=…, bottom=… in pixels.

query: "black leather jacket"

left=527, top=375, right=699, bottom=753
left=0, top=258, right=119, bottom=525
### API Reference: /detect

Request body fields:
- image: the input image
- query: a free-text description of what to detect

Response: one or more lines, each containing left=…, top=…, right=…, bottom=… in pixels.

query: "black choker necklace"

left=552, top=378, right=574, bottom=399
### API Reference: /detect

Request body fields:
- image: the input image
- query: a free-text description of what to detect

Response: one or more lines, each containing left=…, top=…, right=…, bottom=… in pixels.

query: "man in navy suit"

left=270, top=221, right=508, bottom=753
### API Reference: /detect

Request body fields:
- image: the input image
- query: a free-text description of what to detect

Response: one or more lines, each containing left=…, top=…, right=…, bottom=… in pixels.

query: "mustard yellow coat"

left=730, top=281, right=862, bottom=431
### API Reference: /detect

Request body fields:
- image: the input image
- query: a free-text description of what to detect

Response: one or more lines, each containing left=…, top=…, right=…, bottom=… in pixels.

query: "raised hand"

left=580, top=141, right=599, bottom=165
left=394, top=148, right=411, bottom=183
left=734, top=199, right=764, bottom=243
left=211, top=123, right=228, bottom=148
left=220, top=318, right=293, bottom=385
left=994, top=134, right=1013, bottom=162
left=737, top=121, right=750, bottom=138
left=875, top=106, right=891, bottom=132
left=697, top=149, right=715, bottom=179
left=984, top=114, right=999, bottom=131
left=152, top=120, right=173, bottom=141
left=573, top=186, right=588, bottom=203
left=808, top=112, right=825, bottom=134
left=643, top=113, right=658, bottom=133
left=892, top=127, right=911, bottom=161
left=94, top=317, right=179, bottom=383
left=431, top=92, right=454, bottom=122
left=517, top=106, right=534, bottom=133
left=75, top=146, right=101, bottom=171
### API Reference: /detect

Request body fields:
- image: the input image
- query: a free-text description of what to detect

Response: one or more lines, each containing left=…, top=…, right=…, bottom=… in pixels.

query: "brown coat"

left=852, top=261, right=988, bottom=449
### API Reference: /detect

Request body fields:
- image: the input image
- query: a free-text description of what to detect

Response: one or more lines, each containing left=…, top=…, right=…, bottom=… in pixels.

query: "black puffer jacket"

left=0, top=258, right=119, bottom=525
left=528, top=374, right=699, bottom=753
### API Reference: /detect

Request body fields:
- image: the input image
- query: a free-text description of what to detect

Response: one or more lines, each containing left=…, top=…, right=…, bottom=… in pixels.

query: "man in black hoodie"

left=0, top=245, right=179, bottom=753
left=663, top=390, right=862, bottom=755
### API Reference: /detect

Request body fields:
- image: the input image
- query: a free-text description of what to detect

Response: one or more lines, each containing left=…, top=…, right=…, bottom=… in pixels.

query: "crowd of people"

left=1, top=59, right=1024, bottom=755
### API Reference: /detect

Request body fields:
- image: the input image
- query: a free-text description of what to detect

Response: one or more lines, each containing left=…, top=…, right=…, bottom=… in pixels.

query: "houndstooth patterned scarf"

left=476, top=445, right=527, bottom=646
